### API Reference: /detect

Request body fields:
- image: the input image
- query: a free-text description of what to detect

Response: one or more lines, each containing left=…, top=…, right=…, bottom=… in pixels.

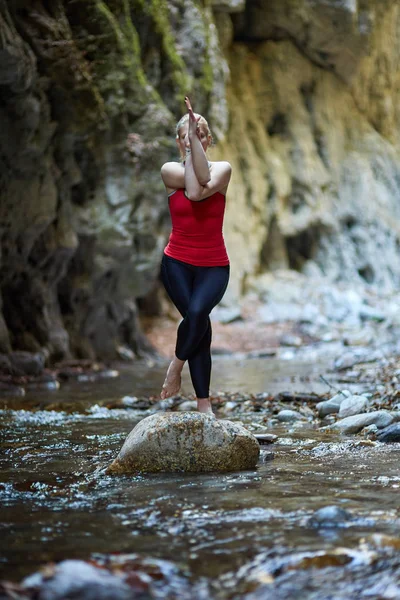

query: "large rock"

left=22, top=560, right=132, bottom=600
left=331, top=410, right=393, bottom=434
left=107, top=412, right=260, bottom=474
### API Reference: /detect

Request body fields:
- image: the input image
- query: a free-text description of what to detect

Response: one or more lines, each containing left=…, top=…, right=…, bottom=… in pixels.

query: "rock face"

left=107, top=412, right=260, bottom=474
left=1, top=0, right=400, bottom=359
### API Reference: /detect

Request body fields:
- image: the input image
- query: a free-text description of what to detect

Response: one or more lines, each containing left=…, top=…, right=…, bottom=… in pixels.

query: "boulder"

left=107, top=412, right=260, bottom=474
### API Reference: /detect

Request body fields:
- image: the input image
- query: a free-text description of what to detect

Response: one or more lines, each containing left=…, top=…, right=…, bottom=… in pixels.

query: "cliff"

left=1, top=0, right=399, bottom=361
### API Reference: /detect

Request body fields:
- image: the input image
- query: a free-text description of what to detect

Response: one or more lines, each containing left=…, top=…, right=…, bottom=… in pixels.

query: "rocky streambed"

left=1, top=323, right=400, bottom=599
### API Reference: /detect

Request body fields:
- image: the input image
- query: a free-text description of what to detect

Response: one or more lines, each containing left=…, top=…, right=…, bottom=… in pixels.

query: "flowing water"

left=1, top=352, right=400, bottom=599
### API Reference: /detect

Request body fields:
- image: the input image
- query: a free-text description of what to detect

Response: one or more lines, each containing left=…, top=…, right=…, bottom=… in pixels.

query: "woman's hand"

left=184, top=96, right=201, bottom=140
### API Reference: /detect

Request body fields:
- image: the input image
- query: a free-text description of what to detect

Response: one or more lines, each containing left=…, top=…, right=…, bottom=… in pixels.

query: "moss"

left=199, top=8, right=215, bottom=95
left=94, top=0, right=161, bottom=116
left=95, top=0, right=146, bottom=88
left=136, top=0, right=191, bottom=99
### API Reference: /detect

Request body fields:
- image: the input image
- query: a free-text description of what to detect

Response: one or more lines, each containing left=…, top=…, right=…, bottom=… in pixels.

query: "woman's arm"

left=186, top=161, right=232, bottom=201
left=161, top=160, right=231, bottom=201
left=184, top=153, right=206, bottom=200
left=186, top=97, right=211, bottom=186
left=160, top=162, right=184, bottom=193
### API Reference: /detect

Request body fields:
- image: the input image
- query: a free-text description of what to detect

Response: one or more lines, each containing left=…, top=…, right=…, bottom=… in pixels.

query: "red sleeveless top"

left=164, top=188, right=229, bottom=267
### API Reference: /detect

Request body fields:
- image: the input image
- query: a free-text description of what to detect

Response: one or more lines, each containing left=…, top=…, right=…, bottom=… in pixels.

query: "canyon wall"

left=1, top=0, right=399, bottom=360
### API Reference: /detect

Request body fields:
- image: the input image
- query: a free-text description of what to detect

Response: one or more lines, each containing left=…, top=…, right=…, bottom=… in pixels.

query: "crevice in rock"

left=260, top=216, right=289, bottom=272
left=267, top=112, right=288, bottom=137
left=358, top=265, right=375, bottom=284
left=285, top=226, right=322, bottom=272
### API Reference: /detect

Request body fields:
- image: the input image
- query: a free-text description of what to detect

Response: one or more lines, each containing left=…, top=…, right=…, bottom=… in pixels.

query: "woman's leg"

left=178, top=265, right=230, bottom=412
left=160, top=256, right=230, bottom=410
left=188, top=322, right=212, bottom=412
left=160, top=256, right=194, bottom=399
left=175, top=265, right=229, bottom=360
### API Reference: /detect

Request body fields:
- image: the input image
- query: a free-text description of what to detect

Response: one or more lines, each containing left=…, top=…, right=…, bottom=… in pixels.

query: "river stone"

left=332, top=411, right=394, bottom=435
left=308, top=505, right=352, bottom=529
left=317, top=390, right=351, bottom=418
left=22, top=559, right=132, bottom=600
left=376, top=423, right=400, bottom=443
left=338, top=394, right=368, bottom=418
left=107, top=412, right=260, bottom=474
left=277, top=409, right=305, bottom=422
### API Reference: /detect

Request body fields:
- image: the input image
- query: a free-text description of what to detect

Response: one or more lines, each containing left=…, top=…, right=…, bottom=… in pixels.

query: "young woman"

left=159, top=97, right=232, bottom=415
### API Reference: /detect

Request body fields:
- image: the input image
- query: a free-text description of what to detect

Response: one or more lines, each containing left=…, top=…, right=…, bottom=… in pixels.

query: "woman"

left=160, top=97, right=232, bottom=415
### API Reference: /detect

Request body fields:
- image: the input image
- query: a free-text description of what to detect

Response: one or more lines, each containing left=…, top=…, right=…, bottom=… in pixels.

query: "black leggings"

left=161, top=254, right=230, bottom=398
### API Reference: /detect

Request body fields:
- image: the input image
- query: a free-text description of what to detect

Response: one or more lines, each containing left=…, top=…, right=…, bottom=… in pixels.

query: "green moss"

left=198, top=6, right=215, bottom=96
left=95, top=0, right=147, bottom=89
left=136, top=0, right=191, bottom=99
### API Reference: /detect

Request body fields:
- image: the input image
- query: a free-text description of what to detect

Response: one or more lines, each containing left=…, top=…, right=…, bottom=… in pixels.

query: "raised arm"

left=161, top=96, right=232, bottom=200
left=185, top=97, right=211, bottom=186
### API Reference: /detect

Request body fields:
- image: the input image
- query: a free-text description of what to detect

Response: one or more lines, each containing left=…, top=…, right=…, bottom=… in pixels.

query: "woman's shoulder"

left=161, top=161, right=183, bottom=173
left=210, top=160, right=232, bottom=173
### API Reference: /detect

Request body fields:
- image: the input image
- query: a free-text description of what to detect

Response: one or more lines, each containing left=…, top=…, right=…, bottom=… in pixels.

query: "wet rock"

left=338, top=394, right=368, bottom=418
left=107, top=412, right=260, bottom=474
left=376, top=423, right=400, bottom=443
left=253, top=433, right=278, bottom=444
left=277, top=409, right=305, bottom=422
left=8, top=352, right=45, bottom=376
left=22, top=559, right=132, bottom=600
left=0, top=382, right=25, bottom=397
left=259, top=450, right=274, bottom=463
left=308, top=505, right=352, bottom=528
left=332, top=410, right=394, bottom=434
left=316, top=390, right=351, bottom=418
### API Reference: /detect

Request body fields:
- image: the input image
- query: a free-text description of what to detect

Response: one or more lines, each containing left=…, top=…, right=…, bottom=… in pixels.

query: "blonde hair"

left=175, top=113, right=213, bottom=143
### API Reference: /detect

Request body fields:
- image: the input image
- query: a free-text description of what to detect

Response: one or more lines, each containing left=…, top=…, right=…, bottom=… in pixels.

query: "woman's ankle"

left=197, top=397, right=213, bottom=414
left=172, top=356, right=185, bottom=371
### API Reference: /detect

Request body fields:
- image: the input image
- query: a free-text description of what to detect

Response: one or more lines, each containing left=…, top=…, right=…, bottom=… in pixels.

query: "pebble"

left=277, top=409, right=305, bottom=422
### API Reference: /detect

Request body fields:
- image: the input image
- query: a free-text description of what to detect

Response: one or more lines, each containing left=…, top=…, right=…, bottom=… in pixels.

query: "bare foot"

left=197, top=398, right=215, bottom=416
left=160, top=358, right=184, bottom=399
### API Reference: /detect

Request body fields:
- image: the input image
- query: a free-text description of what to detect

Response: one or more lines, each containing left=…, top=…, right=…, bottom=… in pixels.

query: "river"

left=1, top=352, right=400, bottom=599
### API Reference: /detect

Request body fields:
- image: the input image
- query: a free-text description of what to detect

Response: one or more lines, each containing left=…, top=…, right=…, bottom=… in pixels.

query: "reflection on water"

left=1, top=354, right=400, bottom=598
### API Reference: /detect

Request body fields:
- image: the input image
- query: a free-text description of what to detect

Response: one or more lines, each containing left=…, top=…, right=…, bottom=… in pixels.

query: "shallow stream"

left=1, top=353, right=400, bottom=599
